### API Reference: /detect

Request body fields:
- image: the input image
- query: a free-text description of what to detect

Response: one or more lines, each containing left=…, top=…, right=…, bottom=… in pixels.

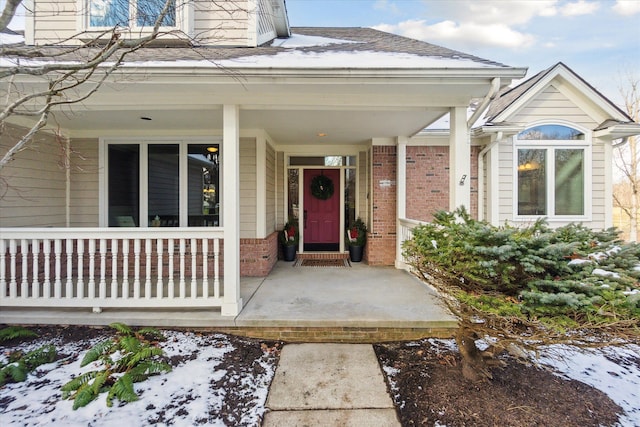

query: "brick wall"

left=239, top=231, right=278, bottom=277
left=367, top=146, right=397, bottom=266
left=406, top=145, right=480, bottom=222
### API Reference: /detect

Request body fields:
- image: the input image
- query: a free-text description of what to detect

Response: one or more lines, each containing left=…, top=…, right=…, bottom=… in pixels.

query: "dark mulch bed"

left=375, top=339, right=623, bottom=427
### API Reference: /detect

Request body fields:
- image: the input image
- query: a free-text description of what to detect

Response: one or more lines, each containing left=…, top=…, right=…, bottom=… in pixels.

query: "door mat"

left=294, top=258, right=351, bottom=267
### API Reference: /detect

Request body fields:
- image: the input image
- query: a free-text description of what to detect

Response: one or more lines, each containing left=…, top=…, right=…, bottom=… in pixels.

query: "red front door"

left=303, top=169, right=340, bottom=251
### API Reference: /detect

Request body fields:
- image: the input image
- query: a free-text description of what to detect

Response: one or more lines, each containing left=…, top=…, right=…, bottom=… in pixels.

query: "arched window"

left=515, top=124, right=589, bottom=219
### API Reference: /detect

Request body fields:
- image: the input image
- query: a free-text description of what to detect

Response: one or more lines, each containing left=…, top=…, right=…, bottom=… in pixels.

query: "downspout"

left=477, top=132, right=502, bottom=222
left=467, top=77, right=501, bottom=130
left=468, top=77, right=501, bottom=221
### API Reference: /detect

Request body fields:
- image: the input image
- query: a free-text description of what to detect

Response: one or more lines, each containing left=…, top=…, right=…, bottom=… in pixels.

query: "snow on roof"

left=215, top=50, right=502, bottom=69
left=0, top=32, right=24, bottom=45
left=271, top=33, right=360, bottom=48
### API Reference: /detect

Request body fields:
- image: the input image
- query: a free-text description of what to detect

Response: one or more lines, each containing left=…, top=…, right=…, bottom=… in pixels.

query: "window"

left=88, top=0, right=176, bottom=28
left=515, top=125, right=588, bottom=219
left=106, top=141, right=220, bottom=227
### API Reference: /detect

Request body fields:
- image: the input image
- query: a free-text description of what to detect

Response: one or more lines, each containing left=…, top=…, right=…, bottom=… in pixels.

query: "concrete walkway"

left=263, top=343, right=400, bottom=426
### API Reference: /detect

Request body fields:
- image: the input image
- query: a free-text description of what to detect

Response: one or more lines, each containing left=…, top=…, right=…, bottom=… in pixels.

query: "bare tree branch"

left=0, top=0, right=177, bottom=172
left=0, top=0, right=21, bottom=32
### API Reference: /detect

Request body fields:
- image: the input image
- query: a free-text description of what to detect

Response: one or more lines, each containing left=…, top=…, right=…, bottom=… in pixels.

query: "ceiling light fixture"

left=206, top=147, right=219, bottom=153
left=140, top=116, right=152, bottom=121
left=317, top=132, right=327, bottom=137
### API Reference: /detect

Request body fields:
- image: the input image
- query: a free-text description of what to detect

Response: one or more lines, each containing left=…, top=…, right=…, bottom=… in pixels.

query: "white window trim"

left=99, top=136, right=221, bottom=227
left=78, top=0, right=191, bottom=36
left=512, top=122, right=592, bottom=222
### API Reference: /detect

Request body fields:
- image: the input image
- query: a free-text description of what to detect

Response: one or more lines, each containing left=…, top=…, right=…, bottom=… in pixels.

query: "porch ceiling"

left=12, top=70, right=515, bottom=144
left=53, top=107, right=447, bottom=145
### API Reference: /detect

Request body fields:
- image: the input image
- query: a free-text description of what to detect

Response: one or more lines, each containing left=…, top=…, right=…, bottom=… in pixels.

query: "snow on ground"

left=537, top=344, right=640, bottom=427
left=0, top=331, right=277, bottom=426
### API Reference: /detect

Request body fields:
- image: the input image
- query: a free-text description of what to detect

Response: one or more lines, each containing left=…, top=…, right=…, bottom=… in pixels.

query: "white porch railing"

left=397, top=218, right=426, bottom=271
left=0, top=228, right=224, bottom=312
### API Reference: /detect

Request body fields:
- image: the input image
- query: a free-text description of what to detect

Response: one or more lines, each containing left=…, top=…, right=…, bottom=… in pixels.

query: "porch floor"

left=0, top=262, right=458, bottom=341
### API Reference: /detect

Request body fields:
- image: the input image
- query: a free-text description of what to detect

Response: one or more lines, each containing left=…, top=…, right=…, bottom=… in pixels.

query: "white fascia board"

left=493, top=64, right=628, bottom=123
left=471, top=124, right=525, bottom=138
left=594, top=123, right=640, bottom=140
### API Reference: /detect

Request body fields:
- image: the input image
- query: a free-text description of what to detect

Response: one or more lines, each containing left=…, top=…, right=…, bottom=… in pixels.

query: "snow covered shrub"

left=404, top=208, right=640, bottom=325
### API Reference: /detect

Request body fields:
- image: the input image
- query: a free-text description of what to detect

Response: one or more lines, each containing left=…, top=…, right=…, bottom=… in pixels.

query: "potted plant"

left=347, top=218, right=367, bottom=262
left=280, top=219, right=299, bottom=261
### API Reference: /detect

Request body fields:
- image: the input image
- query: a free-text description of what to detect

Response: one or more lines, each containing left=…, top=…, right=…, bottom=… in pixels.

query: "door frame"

left=284, top=153, right=360, bottom=254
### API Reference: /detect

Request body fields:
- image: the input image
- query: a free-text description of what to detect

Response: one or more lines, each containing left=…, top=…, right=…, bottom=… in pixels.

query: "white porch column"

left=222, top=104, right=243, bottom=316
left=396, top=137, right=407, bottom=269
left=449, top=107, right=471, bottom=210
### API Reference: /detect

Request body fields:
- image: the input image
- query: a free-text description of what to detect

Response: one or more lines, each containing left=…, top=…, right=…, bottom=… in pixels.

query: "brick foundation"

left=239, top=231, right=278, bottom=277
left=195, top=326, right=456, bottom=343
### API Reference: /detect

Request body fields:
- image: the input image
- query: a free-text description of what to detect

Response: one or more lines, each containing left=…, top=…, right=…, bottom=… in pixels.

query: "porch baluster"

left=122, top=239, right=129, bottom=299
left=0, top=240, right=6, bottom=298
left=202, top=238, right=209, bottom=298
left=133, top=239, right=141, bottom=299
left=99, top=239, right=107, bottom=299
left=31, top=240, right=39, bottom=298
left=76, top=240, right=84, bottom=298
left=190, top=238, right=197, bottom=299
left=66, top=239, right=73, bottom=298
left=9, top=240, right=17, bottom=298
left=213, top=238, right=220, bottom=298
left=88, top=239, right=96, bottom=299
left=111, top=239, right=118, bottom=299
left=145, top=239, right=152, bottom=299
left=54, top=239, right=62, bottom=298
left=43, top=239, right=51, bottom=298
left=167, top=238, right=174, bottom=299
left=20, top=239, right=28, bottom=298
left=179, top=239, right=186, bottom=299
left=156, top=239, right=164, bottom=298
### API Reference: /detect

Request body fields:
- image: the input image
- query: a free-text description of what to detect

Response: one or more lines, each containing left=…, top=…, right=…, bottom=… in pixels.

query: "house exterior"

left=1, top=1, right=639, bottom=318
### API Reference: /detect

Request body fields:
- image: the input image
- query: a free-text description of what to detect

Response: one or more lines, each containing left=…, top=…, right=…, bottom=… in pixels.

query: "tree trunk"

left=455, top=325, right=492, bottom=382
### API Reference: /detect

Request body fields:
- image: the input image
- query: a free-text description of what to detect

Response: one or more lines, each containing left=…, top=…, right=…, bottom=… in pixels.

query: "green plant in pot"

left=347, top=218, right=367, bottom=262
left=281, top=219, right=299, bottom=261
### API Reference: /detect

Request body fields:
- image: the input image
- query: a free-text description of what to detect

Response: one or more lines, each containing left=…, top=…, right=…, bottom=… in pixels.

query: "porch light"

left=207, top=146, right=219, bottom=153
left=317, top=132, right=327, bottom=137
left=140, top=116, right=152, bottom=121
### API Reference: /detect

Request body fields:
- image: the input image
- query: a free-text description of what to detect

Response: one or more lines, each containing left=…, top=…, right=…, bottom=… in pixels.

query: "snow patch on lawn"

left=0, top=331, right=276, bottom=426
left=537, top=344, right=640, bottom=427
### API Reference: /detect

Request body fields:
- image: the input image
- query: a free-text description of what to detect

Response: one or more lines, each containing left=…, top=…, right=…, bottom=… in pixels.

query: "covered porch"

left=0, top=261, right=457, bottom=342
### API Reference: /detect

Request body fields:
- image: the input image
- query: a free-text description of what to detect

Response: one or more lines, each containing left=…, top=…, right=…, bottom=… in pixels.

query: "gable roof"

left=484, top=62, right=633, bottom=124
left=2, top=27, right=517, bottom=71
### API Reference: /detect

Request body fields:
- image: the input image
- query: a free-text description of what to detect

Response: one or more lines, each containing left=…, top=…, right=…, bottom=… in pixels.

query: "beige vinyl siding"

left=193, top=0, right=251, bottom=46
left=239, top=137, right=256, bottom=238
left=265, top=142, right=276, bottom=235
left=69, top=138, right=99, bottom=226
left=276, top=151, right=284, bottom=229
left=590, top=140, right=606, bottom=230
left=497, top=140, right=514, bottom=223
left=497, top=84, right=606, bottom=229
left=0, top=124, right=66, bottom=227
left=510, top=84, right=596, bottom=129
left=32, top=0, right=78, bottom=45
left=30, top=0, right=253, bottom=46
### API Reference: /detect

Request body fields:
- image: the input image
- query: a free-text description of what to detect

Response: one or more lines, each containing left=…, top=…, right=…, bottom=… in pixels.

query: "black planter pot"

left=349, top=245, right=364, bottom=262
left=282, top=244, right=297, bottom=262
